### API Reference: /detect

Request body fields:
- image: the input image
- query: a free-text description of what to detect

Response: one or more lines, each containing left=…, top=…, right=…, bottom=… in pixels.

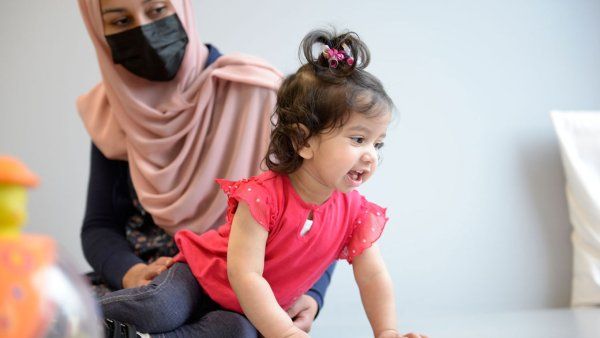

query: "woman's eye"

left=350, top=137, right=365, bottom=144
left=148, top=5, right=168, bottom=18
left=374, top=142, right=384, bottom=150
left=111, top=16, right=131, bottom=26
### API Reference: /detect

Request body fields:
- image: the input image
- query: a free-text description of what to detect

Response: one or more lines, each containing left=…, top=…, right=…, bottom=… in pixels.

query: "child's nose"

left=361, top=147, right=378, bottom=164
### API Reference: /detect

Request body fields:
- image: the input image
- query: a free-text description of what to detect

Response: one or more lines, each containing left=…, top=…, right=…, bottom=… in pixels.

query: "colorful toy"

left=0, top=156, right=102, bottom=338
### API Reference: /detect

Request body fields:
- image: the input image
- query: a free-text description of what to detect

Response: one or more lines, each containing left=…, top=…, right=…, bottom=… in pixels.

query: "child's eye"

left=350, top=137, right=365, bottom=144
left=374, top=142, right=385, bottom=150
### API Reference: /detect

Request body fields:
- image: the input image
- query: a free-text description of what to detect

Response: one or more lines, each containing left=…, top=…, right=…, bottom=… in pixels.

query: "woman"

left=77, top=0, right=335, bottom=336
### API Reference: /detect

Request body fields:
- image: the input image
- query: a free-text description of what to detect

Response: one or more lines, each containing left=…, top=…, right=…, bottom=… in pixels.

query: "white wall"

left=1, top=0, right=599, bottom=333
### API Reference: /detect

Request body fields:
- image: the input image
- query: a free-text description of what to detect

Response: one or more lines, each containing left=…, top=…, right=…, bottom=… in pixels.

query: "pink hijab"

left=77, top=0, right=282, bottom=235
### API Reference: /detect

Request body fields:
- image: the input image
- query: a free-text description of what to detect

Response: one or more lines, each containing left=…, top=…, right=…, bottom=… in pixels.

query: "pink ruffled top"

left=174, top=170, right=387, bottom=313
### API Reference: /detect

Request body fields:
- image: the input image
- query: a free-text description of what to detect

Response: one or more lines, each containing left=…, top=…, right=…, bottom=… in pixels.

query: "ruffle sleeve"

left=339, top=198, right=388, bottom=263
left=217, top=177, right=274, bottom=232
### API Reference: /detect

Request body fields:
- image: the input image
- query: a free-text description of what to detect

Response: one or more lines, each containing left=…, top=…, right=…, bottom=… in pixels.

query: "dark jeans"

left=100, top=263, right=257, bottom=338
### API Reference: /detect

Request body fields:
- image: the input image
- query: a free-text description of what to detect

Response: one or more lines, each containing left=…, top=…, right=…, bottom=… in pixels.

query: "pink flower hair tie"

left=322, top=44, right=354, bottom=69
left=342, top=43, right=355, bottom=66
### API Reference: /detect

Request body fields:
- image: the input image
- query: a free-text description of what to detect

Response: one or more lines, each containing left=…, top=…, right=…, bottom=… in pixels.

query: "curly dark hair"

left=264, top=28, right=394, bottom=174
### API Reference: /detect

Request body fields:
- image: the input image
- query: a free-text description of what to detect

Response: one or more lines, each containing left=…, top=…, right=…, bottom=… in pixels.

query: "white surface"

left=0, top=0, right=599, bottom=316
left=314, top=308, right=600, bottom=338
left=552, top=111, right=600, bottom=306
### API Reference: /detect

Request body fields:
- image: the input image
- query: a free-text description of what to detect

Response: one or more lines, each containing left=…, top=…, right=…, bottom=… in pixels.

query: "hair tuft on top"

left=300, top=29, right=370, bottom=78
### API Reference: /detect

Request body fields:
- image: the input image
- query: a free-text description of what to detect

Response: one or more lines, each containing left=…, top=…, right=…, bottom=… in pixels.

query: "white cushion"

left=551, top=111, right=600, bottom=306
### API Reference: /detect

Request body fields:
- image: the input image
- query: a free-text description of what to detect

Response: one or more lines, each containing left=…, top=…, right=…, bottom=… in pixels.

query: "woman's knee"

left=100, top=264, right=200, bottom=332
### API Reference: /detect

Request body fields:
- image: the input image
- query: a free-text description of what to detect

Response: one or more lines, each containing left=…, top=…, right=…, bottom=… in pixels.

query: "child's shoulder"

left=339, top=189, right=367, bottom=204
left=217, top=170, right=283, bottom=194
left=252, top=170, right=281, bottom=183
left=338, top=190, right=386, bottom=215
left=243, top=170, right=284, bottom=190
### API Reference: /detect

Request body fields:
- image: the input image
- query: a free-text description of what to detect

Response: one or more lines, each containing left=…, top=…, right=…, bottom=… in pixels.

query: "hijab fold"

left=77, top=0, right=282, bottom=234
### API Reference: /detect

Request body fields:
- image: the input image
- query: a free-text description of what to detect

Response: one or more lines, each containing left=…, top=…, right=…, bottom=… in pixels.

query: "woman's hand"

left=122, top=256, right=173, bottom=288
left=287, top=295, right=318, bottom=333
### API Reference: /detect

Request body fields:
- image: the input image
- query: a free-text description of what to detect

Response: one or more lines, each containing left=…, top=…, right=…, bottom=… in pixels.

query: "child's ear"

left=298, top=143, right=314, bottom=160
left=293, top=123, right=314, bottom=160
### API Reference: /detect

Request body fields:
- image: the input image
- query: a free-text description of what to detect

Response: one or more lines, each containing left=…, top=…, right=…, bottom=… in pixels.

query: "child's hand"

left=377, top=330, right=428, bottom=338
left=284, top=329, right=310, bottom=338
left=400, top=334, right=428, bottom=338
left=122, top=256, right=173, bottom=288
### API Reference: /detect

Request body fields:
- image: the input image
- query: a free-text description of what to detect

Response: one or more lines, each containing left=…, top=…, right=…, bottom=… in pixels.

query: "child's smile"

left=346, top=169, right=367, bottom=188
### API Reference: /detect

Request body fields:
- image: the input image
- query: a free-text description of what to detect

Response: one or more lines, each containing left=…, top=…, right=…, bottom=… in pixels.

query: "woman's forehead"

left=99, top=0, right=174, bottom=12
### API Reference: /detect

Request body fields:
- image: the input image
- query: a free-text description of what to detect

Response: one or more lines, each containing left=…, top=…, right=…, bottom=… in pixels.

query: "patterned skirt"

left=87, top=197, right=179, bottom=298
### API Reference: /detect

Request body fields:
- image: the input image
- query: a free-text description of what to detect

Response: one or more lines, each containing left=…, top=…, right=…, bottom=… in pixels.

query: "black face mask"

left=105, top=14, right=189, bottom=82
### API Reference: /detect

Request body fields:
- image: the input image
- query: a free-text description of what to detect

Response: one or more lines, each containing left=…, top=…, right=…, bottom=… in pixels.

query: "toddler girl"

left=101, top=29, right=426, bottom=338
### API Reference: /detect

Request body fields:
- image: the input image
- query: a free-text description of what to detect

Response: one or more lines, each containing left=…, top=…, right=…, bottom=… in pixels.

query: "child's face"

left=300, top=111, right=391, bottom=194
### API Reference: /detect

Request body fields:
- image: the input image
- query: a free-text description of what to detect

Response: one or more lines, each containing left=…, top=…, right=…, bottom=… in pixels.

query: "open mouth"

left=346, top=169, right=365, bottom=187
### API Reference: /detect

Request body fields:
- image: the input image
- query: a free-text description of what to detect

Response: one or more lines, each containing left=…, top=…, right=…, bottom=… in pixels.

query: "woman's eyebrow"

left=101, top=8, right=125, bottom=14
left=102, top=0, right=154, bottom=14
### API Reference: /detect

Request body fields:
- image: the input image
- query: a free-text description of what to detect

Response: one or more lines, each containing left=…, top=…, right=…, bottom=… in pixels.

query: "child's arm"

left=227, top=201, right=309, bottom=338
left=353, top=244, right=400, bottom=338
left=354, top=245, right=428, bottom=338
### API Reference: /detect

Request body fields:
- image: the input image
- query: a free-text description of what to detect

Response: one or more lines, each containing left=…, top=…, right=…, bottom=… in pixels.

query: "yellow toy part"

left=0, top=186, right=28, bottom=237
left=0, top=156, right=39, bottom=238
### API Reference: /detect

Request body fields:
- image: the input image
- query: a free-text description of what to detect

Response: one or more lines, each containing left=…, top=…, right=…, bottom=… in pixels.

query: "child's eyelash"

left=350, top=137, right=384, bottom=149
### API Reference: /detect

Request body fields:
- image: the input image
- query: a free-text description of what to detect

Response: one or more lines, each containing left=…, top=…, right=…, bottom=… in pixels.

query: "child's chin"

left=338, top=186, right=357, bottom=193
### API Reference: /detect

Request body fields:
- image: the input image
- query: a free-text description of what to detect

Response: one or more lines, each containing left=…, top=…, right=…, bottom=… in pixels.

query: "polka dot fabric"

left=216, top=178, right=273, bottom=231
left=175, top=171, right=389, bottom=312
left=339, top=198, right=388, bottom=263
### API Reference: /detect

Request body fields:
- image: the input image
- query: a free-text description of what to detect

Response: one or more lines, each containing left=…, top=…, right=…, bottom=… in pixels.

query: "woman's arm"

left=305, top=261, right=336, bottom=315
left=227, top=202, right=308, bottom=338
left=352, top=244, right=399, bottom=338
left=81, top=143, right=143, bottom=289
left=83, top=46, right=223, bottom=290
